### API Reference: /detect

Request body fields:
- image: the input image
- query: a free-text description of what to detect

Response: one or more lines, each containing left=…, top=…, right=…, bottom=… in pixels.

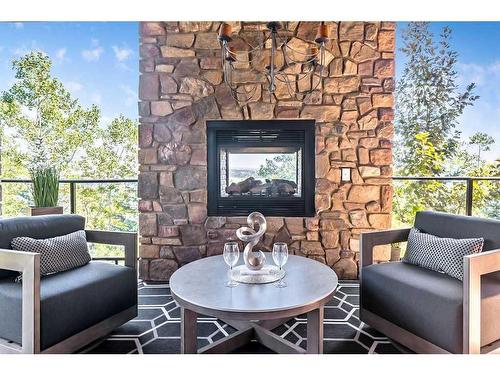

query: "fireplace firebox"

left=207, top=120, right=315, bottom=217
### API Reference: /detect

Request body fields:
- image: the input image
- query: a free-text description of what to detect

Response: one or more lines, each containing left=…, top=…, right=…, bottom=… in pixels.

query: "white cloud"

left=457, top=61, right=500, bottom=89
left=65, top=81, right=83, bottom=94
left=101, top=115, right=113, bottom=124
left=82, top=47, right=104, bottom=62
left=456, top=62, right=487, bottom=87
left=117, top=62, right=133, bottom=72
left=82, top=39, right=104, bottom=62
left=454, top=60, right=500, bottom=161
left=12, top=41, right=45, bottom=57
left=13, top=46, right=28, bottom=56
left=90, top=92, right=102, bottom=105
left=55, top=48, right=67, bottom=62
left=120, top=85, right=136, bottom=106
left=112, top=45, right=133, bottom=62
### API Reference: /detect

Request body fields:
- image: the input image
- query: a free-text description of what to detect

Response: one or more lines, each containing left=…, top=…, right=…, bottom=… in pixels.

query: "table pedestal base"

left=180, top=307, right=324, bottom=354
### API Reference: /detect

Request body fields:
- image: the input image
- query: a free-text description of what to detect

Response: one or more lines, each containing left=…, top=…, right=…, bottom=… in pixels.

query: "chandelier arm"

left=273, top=71, right=301, bottom=84
left=227, top=84, right=259, bottom=104
left=246, top=34, right=272, bottom=52
left=221, top=41, right=227, bottom=71
left=228, top=84, right=260, bottom=95
left=279, top=72, right=298, bottom=98
left=283, top=54, right=318, bottom=65
left=224, top=61, right=239, bottom=90
left=308, top=72, right=323, bottom=92
left=223, top=34, right=273, bottom=62
left=276, top=34, right=320, bottom=57
left=220, top=24, right=328, bottom=101
left=281, top=43, right=324, bottom=65
left=275, top=69, right=323, bottom=96
left=225, top=63, right=262, bottom=99
left=225, top=46, right=271, bottom=66
left=272, top=69, right=315, bottom=84
left=226, top=62, right=264, bottom=92
left=283, top=45, right=319, bottom=58
left=268, top=28, right=277, bottom=93
left=280, top=47, right=315, bottom=73
left=307, top=48, right=327, bottom=92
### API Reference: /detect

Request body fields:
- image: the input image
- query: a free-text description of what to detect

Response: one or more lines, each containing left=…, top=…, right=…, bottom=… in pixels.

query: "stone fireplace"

left=207, top=120, right=315, bottom=217
left=138, top=21, right=395, bottom=282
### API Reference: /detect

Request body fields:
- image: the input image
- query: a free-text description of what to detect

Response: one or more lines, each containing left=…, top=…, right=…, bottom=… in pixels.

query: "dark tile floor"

left=84, top=281, right=401, bottom=354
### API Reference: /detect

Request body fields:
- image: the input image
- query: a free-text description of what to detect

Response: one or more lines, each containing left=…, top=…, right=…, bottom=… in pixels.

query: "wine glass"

left=272, top=242, right=289, bottom=288
left=223, top=242, right=240, bottom=287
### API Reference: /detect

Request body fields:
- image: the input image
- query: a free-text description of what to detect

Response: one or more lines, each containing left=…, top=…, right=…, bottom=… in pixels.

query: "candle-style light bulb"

left=315, top=23, right=330, bottom=44
left=218, top=23, right=233, bottom=42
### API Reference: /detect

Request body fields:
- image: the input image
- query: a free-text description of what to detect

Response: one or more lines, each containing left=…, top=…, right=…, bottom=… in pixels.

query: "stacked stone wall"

left=138, top=21, right=395, bottom=281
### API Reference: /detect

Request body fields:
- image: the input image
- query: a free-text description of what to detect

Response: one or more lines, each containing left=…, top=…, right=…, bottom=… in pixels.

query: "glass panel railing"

left=1, top=179, right=137, bottom=260
left=392, top=179, right=468, bottom=228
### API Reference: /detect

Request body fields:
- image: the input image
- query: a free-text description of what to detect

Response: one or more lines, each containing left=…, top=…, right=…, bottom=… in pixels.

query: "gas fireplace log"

left=226, top=177, right=262, bottom=195
left=269, top=179, right=298, bottom=189
left=275, top=182, right=296, bottom=195
left=227, top=177, right=297, bottom=196
left=249, top=183, right=271, bottom=194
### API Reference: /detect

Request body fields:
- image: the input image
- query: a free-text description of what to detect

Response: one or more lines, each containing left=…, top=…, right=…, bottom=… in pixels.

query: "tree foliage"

left=395, top=22, right=479, bottom=176
left=469, top=132, right=495, bottom=167
left=257, top=154, right=297, bottom=182
left=0, top=51, right=100, bottom=172
left=394, top=22, right=499, bottom=225
left=1, top=52, right=138, bottom=256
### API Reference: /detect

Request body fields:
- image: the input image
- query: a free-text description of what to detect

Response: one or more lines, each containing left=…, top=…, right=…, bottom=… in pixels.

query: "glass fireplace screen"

left=220, top=146, right=302, bottom=198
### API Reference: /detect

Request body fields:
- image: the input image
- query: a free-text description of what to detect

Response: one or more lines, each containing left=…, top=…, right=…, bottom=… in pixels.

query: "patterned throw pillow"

left=11, top=230, right=91, bottom=276
left=402, top=227, right=484, bottom=280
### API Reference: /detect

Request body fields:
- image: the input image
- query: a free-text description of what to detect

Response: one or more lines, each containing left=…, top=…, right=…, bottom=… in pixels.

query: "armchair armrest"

left=359, top=228, right=411, bottom=269
left=0, top=249, right=40, bottom=353
left=85, top=230, right=137, bottom=270
left=463, top=248, right=500, bottom=354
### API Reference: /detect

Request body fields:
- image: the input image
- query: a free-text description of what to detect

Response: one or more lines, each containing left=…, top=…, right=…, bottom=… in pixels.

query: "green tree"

left=1, top=52, right=138, bottom=252
left=257, top=154, right=297, bottom=182
left=0, top=51, right=100, bottom=174
left=469, top=132, right=494, bottom=167
left=77, top=115, right=138, bottom=234
left=396, top=22, right=479, bottom=176
left=78, top=115, right=138, bottom=179
left=393, top=22, right=488, bottom=225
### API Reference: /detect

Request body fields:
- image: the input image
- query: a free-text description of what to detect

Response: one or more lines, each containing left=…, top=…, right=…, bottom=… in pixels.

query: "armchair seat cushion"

left=0, top=215, right=86, bottom=280
left=0, top=261, right=137, bottom=350
left=361, top=262, right=500, bottom=353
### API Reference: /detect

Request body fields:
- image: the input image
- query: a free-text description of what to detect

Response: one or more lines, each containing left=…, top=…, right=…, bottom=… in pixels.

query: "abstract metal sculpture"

left=236, top=212, right=267, bottom=271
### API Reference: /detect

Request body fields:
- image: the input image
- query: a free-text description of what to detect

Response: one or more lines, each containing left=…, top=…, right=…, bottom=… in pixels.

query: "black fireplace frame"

left=207, top=120, right=315, bottom=217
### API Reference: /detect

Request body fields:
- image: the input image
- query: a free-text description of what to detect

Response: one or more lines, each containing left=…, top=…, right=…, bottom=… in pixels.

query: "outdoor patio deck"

left=84, top=282, right=402, bottom=354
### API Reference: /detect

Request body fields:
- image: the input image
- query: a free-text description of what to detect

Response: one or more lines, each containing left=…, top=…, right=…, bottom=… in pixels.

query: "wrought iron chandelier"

left=218, top=22, right=331, bottom=103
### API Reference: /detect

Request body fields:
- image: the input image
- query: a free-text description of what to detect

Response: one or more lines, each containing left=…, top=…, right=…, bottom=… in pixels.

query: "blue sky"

left=0, top=21, right=498, bottom=161
left=0, top=22, right=138, bottom=123
left=396, top=22, right=500, bottom=161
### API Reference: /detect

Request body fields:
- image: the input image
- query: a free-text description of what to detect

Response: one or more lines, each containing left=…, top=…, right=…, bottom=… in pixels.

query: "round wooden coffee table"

left=170, top=255, right=338, bottom=354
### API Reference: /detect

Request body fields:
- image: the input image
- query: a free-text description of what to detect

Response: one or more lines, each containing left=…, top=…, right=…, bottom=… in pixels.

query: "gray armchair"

left=0, top=214, right=138, bottom=354
left=360, top=211, right=500, bottom=354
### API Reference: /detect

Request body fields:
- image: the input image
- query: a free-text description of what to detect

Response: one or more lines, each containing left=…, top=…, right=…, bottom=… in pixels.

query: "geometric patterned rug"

left=84, top=282, right=402, bottom=354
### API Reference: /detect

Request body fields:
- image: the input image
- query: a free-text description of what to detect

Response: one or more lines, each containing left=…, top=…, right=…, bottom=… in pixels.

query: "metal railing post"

left=465, top=178, right=474, bottom=216
left=70, top=182, right=76, bottom=214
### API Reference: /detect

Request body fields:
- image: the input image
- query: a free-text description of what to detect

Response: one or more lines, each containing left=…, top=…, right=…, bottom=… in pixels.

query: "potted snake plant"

left=29, top=167, right=63, bottom=216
